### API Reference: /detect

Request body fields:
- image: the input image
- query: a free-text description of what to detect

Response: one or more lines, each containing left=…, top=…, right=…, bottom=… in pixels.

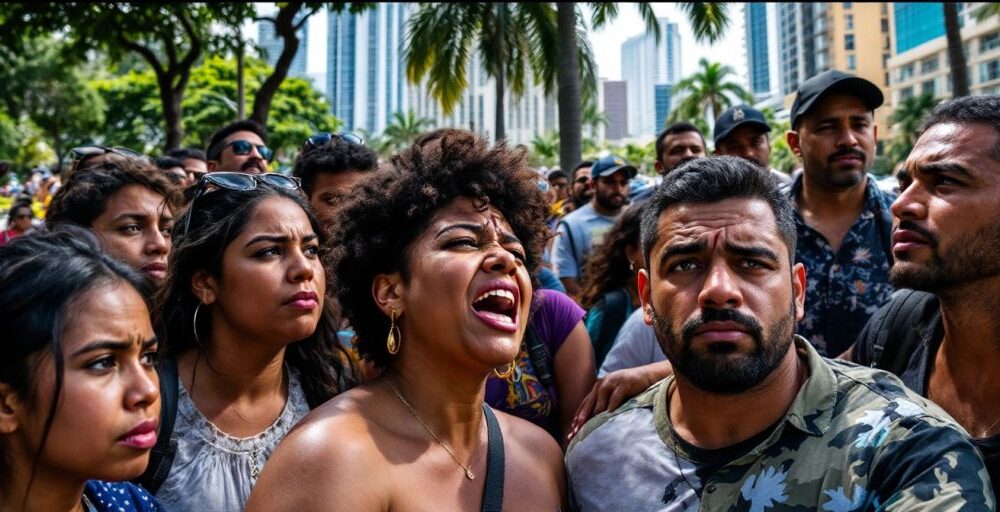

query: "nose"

left=125, top=361, right=159, bottom=410
left=146, top=227, right=169, bottom=256
left=482, top=244, right=518, bottom=275
left=286, top=247, right=317, bottom=284
left=890, top=176, right=928, bottom=222
left=836, top=126, right=860, bottom=148
left=697, top=261, right=743, bottom=309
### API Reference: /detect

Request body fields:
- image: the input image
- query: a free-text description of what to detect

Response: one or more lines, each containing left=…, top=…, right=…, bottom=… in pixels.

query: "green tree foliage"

left=887, top=93, right=937, bottom=166
left=381, top=111, right=435, bottom=154
left=669, top=58, right=750, bottom=134
left=768, top=119, right=798, bottom=174
left=91, top=56, right=339, bottom=161
left=530, top=131, right=560, bottom=168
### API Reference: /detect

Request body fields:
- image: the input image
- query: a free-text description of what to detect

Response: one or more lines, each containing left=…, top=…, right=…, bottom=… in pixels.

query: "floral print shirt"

left=789, top=174, right=895, bottom=356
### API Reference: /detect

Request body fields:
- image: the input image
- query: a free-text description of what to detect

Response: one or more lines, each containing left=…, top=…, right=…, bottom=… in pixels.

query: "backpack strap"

left=523, top=324, right=554, bottom=392
left=136, top=356, right=179, bottom=494
left=480, top=404, right=505, bottom=512
left=593, top=289, right=631, bottom=366
left=871, top=289, right=935, bottom=369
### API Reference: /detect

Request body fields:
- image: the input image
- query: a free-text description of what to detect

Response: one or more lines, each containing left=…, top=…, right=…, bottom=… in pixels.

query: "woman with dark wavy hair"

left=579, top=205, right=644, bottom=368
left=247, top=131, right=565, bottom=511
left=149, top=172, right=354, bottom=511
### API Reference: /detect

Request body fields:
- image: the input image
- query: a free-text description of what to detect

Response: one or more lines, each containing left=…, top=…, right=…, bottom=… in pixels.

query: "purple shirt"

left=485, top=289, right=585, bottom=433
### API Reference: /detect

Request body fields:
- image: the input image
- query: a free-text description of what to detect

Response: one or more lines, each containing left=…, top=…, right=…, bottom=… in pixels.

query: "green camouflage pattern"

left=567, top=337, right=995, bottom=511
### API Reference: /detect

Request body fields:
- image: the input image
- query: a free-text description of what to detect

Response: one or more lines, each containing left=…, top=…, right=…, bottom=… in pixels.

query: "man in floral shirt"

left=566, top=157, right=992, bottom=512
left=786, top=70, right=895, bottom=356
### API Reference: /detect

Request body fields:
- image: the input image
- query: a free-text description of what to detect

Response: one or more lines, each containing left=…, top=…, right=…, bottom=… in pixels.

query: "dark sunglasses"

left=220, top=140, right=274, bottom=162
left=71, top=145, right=142, bottom=159
left=183, top=172, right=301, bottom=235
left=305, top=132, right=364, bottom=147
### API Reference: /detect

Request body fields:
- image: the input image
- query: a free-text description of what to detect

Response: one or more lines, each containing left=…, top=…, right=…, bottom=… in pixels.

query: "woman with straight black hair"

left=0, top=226, right=161, bottom=511
left=149, top=172, right=354, bottom=511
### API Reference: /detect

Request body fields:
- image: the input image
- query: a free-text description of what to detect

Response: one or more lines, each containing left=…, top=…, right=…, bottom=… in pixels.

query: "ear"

left=654, top=160, right=665, bottom=175
left=206, top=160, right=219, bottom=172
left=589, top=178, right=599, bottom=192
left=792, top=262, right=806, bottom=322
left=624, top=244, right=644, bottom=271
left=0, top=383, right=23, bottom=435
left=786, top=130, right=802, bottom=158
left=638, top=268, right=654, bottom=326
left=372, top=272, right=405, bottom=317
left=191, top=269, right=218, bottom=305
left=873, top=124, right=878, bottom=146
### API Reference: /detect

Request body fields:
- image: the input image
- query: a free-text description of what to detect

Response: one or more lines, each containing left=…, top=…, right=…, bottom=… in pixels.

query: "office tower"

left=621, top=18, right=682, bottom=136
left=602, top=80, right=628, bottom=141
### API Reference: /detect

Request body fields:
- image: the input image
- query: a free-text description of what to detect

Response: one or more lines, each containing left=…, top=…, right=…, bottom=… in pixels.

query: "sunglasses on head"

left=305, top=132, right=364, bottom=147
left=182, top=172, right=301, bottom=236
left=219, top=140, right=273, bottom=162
left=71, top=145, right=142, bottom=159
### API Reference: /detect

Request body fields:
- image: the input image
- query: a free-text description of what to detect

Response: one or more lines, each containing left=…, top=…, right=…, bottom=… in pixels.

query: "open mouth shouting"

left=471, top=280, right=520, bottom=332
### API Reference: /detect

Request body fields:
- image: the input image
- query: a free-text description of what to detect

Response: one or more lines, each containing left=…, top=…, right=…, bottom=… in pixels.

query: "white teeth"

left=474, top=289, right=515, bottom=304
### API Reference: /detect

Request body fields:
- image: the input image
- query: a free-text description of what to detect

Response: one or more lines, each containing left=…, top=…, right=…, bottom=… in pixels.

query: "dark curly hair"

left=292, top=138, right=379, bottom=199
left=328, top=130, right=550, bottom=369
left=46, top=160, right=182, bottom=228
left=158, top=182, right=354, bottom=406
left=579, top=205, right=643, bottom=309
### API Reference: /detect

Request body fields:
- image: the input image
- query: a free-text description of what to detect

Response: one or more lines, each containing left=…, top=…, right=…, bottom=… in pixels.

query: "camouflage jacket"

left=566, top=337, right=995, bottom=511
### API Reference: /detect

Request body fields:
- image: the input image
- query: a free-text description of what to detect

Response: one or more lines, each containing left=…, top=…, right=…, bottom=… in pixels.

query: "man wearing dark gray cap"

left=785, top=69, right=895, bottom=357
left=713, top=104, right=791, bottom=186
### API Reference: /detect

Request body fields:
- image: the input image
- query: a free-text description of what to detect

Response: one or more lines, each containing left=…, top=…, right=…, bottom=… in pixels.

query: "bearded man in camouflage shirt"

left=566, top=157, right=993, bottom=511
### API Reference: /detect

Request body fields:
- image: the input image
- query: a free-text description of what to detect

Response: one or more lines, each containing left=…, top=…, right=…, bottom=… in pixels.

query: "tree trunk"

left=158, top=73, right=184, bottom=150
left=237, top=29, right=245, bottom=120
left=944, top=3, right=969, bottom=97
left=251, top=2, right=305, bottom=125
left=557, top=2, right=582, bottom=174
left=495, top=72, right=506, bottom=142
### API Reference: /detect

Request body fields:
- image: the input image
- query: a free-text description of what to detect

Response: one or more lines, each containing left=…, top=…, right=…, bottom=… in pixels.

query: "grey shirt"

left=598, top=308, right=665, bottom=377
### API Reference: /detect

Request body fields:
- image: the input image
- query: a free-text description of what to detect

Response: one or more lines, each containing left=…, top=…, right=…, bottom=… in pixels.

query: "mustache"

left=828, top=148, right=867, bottom=163
left=242, top=158, right=266, bottom=171
left=895, top=220, right=938, bottom=247
left=681, top=308, right=763, bottom=343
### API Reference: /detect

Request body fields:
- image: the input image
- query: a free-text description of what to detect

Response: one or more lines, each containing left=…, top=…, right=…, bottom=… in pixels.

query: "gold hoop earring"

left=387, top=309, right=401, bottom=355
left=493, top=359, right=516, bottom=379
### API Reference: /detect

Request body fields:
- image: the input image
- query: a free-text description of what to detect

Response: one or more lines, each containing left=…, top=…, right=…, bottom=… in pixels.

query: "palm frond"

left=635, top=3, right=661, bottom=43
left=678, top=2, right=730, bottom=44
left=589, top=2, right=619, bottom=30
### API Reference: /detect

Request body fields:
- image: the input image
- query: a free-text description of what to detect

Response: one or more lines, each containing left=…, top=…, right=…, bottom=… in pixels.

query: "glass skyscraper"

left=894, top=3, right=945, bottom=54
left=745, top=3, right=771, bottom=96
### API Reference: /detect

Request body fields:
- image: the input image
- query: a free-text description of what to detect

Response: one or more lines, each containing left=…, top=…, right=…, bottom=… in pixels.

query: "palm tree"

left=581, top=99, right=609, bottom=138
left=382, top=110, right=434, bottom=153
left=887, top=93, right=937, bottom=164
left=943, top=3, right=969, bottom=98
left=530, top=130, right=560, bottom=167
left=669, top=58, right=749, bottom=134
left=405, top=4, right=577, bottom=142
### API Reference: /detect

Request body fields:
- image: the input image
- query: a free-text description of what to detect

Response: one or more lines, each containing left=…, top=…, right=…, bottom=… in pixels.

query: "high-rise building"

left=257, top=16, right=308, bottom=80
left=654, top=84, right=673, bottom=133
left=621, top=19, right=682, bottom=137
left=777, top=3, right=894, bottom=130
left=887, top=3, right=1000, bottom=108
left=745, top=3, right=771, bottom=97
left=602, top=80, right=628, bottom=141
left=326, top=3, right=408, bottom=134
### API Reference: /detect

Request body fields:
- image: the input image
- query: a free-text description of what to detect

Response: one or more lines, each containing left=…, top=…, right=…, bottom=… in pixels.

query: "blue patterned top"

left=789, top=173, right=895, bottom=357
left=84, top=481, right=160, bottom=511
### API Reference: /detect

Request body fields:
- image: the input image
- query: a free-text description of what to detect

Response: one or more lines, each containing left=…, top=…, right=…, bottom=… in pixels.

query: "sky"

left=260, top=3, right=749, bottom=92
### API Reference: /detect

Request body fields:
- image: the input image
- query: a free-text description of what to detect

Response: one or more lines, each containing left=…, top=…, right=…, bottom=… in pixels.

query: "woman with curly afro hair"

left=248, top=130, right=567, bottom=511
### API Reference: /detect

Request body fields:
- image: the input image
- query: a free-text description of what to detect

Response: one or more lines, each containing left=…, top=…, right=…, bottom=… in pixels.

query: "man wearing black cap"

left=555, top=154, right=636, bottom=297
left=785, top=69, right=895, bottom=357
left=714, top=105, right=791, bottom=187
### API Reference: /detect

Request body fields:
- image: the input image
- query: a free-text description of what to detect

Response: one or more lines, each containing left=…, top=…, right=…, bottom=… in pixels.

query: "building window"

left=845, top=14, right=854, bottom=30
left=921, top=79, right=936, bottom=96
left=920, top=56, right=939, bottom=74
left=981, top=59, right=1000, bottom=82
left=847, top=54, right=857, bottom=70
left=881, top=18, right=889, bottom=33
left=982, top=32, right=1000, bottom=53
left=845, top=33, right=855, bottom=51
left=899, top=63, right=915, bottom=82
left=843, top=2, right=852, bottom=8
left=900, top=86, right=914, bottom=100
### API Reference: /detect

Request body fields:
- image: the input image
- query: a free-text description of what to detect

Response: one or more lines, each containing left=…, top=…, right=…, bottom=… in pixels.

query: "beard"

left=891, top=219, right=1000, bottom=292
left=652, top=303, right=796, bottom=395
left=595, top=190, right=626, bottom=212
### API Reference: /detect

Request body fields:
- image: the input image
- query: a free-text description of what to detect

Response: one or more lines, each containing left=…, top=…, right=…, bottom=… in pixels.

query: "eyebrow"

left=724, top=242, right=780, bottom=262
left=72, top=336, right=158, bottom=357
left=917, top=162, right=974, bottom=180
left=244, top=233, right=318, bottom=248
left=436, top=223, right=522, bottom=245
left=112, top=212, right=152, bottom=223
left=659, top=240, right=708, bottom=264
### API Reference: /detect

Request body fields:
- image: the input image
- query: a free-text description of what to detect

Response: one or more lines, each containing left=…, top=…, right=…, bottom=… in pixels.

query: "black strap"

left=136, top=356, right=179, bottom=494
left=481, top=405, right=505, bottom=512
left=523, top=325, right=554, bottom=392
left=872, top=289, right=934, bottom=369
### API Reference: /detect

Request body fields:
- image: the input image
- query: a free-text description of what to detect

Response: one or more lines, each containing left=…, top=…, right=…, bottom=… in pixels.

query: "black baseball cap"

left=713, top=105, right=771, bottom=145
left=790, top=70, right=884, bottom=128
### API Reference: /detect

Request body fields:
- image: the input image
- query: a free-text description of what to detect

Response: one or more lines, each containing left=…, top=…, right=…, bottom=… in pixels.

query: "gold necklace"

left=383, top=379, right=478, bottom=480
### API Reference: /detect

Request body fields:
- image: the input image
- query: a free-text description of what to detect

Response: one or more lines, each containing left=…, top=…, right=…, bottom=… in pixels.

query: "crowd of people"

left=0, top=66, right=998, bottom=511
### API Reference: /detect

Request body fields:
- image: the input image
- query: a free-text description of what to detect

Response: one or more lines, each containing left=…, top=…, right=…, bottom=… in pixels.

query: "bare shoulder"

left=246, top=387, right=389, bottom=511
left=493, top=409, right=567, bottom=509
left=494, top=409, right=565, bottom=476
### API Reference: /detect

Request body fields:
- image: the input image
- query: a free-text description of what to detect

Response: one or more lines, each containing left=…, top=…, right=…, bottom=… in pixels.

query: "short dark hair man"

left=554, top=155, right=635, bottom=297
left=785, top=70, right=894, bottom=357
left=655, top=122, right=706, bottom=176
left=292, top=135, right=378, bottom=227
left=547, top=169, right=570, bottom=204
left=846, top=95, right=1000, bottom=494
left=166, top=147, right=208, bottom=184
left=205, top=119, right=272, bottom=174
left=565, top=156, right=992, bottom=511
left=570, top=160, right=594, bottom=209
left=153, top=155, right=188, bottom=186
left=713, top=105, right=792, bottom=187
